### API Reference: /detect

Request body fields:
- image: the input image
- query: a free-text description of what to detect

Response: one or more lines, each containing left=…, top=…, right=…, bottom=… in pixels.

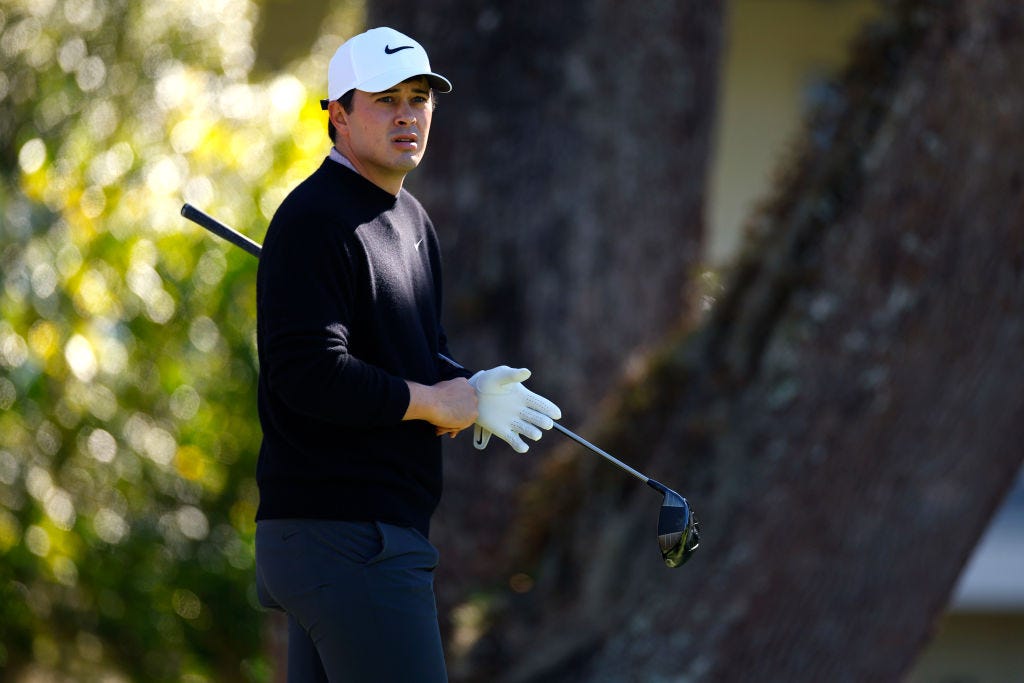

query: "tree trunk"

left=365, top=0, right=725, bottom=653
left=466, top=1, right=1024, bottom=681
left=372, top=0, right=722, bottom=399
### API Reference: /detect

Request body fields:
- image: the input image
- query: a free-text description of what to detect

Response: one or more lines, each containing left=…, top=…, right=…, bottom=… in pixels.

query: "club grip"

left=181, top=203, right=262, bottom=258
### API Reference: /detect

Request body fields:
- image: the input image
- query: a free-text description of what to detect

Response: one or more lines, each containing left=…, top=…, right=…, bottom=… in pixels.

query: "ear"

left=328, top=100, right=349, bottom=137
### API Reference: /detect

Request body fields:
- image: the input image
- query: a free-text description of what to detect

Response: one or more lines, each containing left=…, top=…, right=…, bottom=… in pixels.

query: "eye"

left=376, top=96, right=395, bottom=104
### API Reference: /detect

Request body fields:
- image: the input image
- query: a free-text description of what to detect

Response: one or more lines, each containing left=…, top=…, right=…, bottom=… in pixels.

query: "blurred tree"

left=5, top=0, right=1019, bottom=682
left=418, top=1, right=1023, bottom=681
left=251, top=0, right=332, bottom=77
left=0, top=0, right=362, bottom=680
left=362, top=5, right=724, bottom=673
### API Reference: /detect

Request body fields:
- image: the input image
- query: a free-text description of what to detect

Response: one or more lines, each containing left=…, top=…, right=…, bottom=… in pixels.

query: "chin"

left=395, top=157, right=422, bottom=171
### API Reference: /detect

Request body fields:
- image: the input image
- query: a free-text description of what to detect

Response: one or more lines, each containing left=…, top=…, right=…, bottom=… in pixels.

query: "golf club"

left=559, top=424, right=698, bottom=567
left=180, top=202, right=700, bottom=567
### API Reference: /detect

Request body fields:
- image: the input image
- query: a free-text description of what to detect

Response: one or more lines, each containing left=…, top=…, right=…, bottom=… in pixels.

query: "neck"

left=330, top=146, right=405, bottom=197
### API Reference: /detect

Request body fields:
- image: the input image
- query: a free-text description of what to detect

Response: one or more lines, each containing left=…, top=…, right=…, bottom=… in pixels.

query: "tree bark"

left=365, top=0, right=725, bottom=654
left=470, top=1, right=1024, bottom=681
left=373, top=1, right=722, bottom=399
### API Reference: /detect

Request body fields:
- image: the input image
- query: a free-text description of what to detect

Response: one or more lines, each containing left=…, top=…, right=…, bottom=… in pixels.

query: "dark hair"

left=327, top=90, right=355, bottom=142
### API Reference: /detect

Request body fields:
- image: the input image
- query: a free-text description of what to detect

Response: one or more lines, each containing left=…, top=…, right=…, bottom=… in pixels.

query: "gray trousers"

left=255, top=519, right=447, bottom=682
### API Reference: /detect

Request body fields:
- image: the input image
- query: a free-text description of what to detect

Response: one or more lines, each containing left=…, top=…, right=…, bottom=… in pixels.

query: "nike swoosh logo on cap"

left=384, top=45, right=414, bottom=54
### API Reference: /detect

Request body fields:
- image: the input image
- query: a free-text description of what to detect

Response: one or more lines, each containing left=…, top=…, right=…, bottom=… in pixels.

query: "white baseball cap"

left=320, top=27, right=452, bottom=110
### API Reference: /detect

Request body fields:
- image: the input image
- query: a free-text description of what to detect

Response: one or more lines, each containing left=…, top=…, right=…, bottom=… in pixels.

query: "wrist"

left=403, top=381, right=432, bottom=422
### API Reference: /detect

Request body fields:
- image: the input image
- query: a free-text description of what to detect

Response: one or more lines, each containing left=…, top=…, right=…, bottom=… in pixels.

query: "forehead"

left=362, top=75, right=431, bottom=95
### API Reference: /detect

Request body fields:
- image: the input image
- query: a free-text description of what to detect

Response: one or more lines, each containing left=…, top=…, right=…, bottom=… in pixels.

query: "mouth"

left=392, top=132, right=419, bottom=149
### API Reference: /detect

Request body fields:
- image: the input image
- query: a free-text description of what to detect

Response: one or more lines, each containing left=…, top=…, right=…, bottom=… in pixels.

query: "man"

left=253, top=27, right=561, bottom=682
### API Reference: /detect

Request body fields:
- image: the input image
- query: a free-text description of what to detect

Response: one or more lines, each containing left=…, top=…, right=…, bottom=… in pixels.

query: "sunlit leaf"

left=0, top=0, right=367, bottom=679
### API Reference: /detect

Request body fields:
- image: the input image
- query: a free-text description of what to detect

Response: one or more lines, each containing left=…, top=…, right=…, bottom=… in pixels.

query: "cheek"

left=352, top=121, right=380, bottom=146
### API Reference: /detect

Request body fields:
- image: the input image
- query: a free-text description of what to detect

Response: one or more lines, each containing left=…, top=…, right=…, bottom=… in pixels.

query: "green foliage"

left=0, top=0, right=362, bottom=679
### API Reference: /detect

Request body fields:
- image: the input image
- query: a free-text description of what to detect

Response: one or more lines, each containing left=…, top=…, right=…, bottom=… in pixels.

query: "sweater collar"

left=328, top=146, right=358, bottom=174
left=321, top=154, right=401, bottom=207
left=327, top=147, right=407, bottom=200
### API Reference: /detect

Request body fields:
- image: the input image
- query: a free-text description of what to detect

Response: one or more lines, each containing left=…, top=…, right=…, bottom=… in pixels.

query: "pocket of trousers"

left=368, top=523, right=439, bottom=571
left=308, top=520, right=386, bottom=566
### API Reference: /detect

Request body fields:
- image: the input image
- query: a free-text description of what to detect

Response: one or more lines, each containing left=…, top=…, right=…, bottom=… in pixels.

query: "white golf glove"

left=468, top=366, right=562, bottom=453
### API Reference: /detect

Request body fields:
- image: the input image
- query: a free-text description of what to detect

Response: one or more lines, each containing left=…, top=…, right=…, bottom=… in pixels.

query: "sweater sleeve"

left=257, top=201, right=410, bottom=428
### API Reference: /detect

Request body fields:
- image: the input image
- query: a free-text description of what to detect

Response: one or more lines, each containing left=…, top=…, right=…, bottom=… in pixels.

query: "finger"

left=524, top=392, right=561, bottom=420
left=511, top=419, right=543, bottom=442
left=518, top=407, right=554, bottom=431
left=502, top=429, right=529, bottom=453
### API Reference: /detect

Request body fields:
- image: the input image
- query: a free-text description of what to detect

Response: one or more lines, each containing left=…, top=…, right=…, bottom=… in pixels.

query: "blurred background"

left=711, top=5, right=1024, bottom=679
left=1, top=0, right=1021, bottom=681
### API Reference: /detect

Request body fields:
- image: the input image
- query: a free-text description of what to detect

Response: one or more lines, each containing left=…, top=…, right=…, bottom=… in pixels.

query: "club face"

left=658, top=488, right=700, bottom=568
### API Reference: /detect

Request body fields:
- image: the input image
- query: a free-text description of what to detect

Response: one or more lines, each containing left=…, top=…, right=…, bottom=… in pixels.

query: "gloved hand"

left=468, top=366, right=562, bottom=453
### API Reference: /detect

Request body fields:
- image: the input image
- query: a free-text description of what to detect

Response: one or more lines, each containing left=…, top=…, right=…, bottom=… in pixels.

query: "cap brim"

left=323, top=72, right=452, bottom=109
left=426, top=74, right=453, bottom=93
left=355, top=68, right=452, bottom=95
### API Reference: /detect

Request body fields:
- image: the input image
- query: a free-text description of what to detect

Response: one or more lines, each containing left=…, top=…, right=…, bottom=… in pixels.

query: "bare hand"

left=404, top=378, right=478, bottom=432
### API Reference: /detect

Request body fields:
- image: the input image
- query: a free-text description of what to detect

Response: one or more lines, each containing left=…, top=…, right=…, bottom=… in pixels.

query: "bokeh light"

left=0, top=0, right=366, bottom=678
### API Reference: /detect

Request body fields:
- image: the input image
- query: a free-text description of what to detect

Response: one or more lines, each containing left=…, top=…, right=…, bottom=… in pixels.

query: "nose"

left=395, top=103, right=416, bottom=127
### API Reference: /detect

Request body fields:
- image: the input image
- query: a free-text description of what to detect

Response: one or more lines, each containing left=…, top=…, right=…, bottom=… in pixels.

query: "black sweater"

left=255, top=159, right=466, bottom=536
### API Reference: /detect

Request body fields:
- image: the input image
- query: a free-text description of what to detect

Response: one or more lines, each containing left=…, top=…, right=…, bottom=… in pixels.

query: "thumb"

left=473, top=425, right=491, bottom=450
left=491, top=366, right=531, bottom=388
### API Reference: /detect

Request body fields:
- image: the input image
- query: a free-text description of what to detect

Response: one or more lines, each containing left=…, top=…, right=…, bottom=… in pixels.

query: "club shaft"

left=550, top=422, right=650, bottom=484
left=181, top=203, right=262, bottom=258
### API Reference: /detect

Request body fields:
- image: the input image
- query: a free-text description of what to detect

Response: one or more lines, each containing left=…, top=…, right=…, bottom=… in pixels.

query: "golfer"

left=253, top=27, right=560, bottom=682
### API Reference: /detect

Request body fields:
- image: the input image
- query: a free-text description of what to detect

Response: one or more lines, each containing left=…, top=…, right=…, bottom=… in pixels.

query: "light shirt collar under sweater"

left=329, top=147, right=404, bottom=197
left=329, top=146, right=358, bottom=173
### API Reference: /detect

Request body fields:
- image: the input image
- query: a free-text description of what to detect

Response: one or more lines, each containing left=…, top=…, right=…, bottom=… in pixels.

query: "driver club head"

left=650, top=481, right=700, bottom=568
